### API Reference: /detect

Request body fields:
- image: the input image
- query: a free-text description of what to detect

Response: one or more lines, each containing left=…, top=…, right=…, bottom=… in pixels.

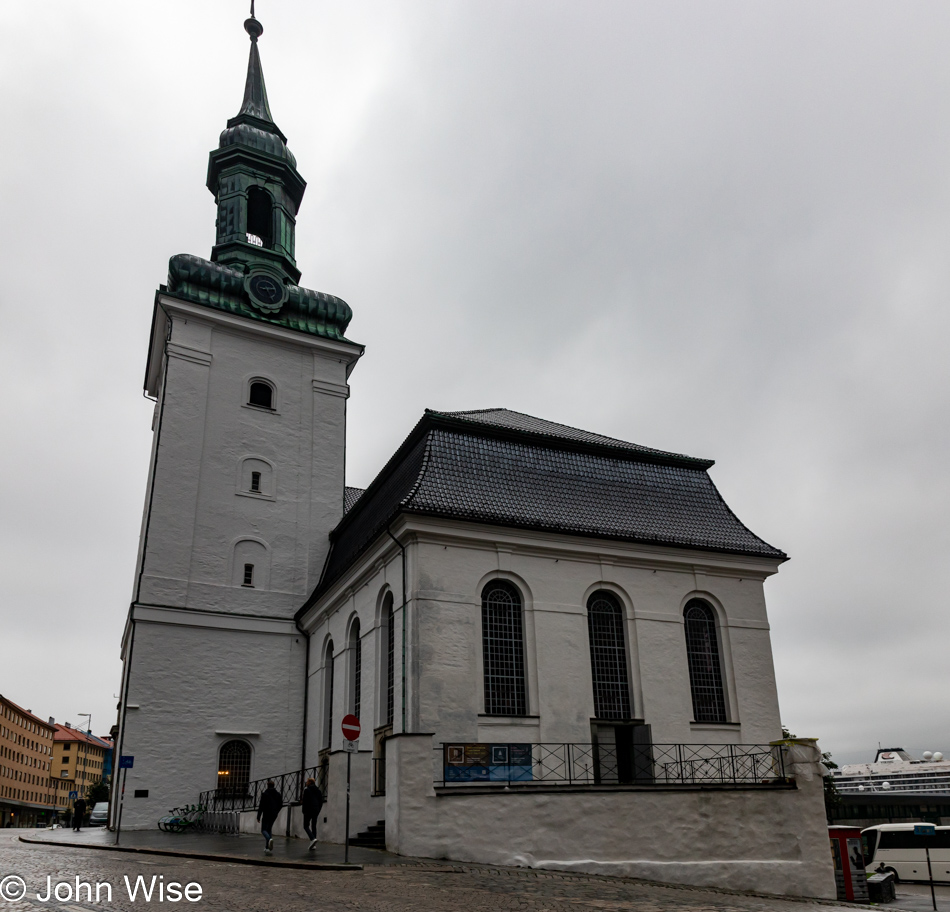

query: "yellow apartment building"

left=0, top=694, right=57, bottom=827
left=52, top=724, right=112, bottom=816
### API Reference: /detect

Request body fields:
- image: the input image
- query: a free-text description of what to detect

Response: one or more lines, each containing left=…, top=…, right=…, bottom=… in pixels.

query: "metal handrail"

left=435, top=741, right=787, bottom=788
left=196, top=763, right=328, bottom=833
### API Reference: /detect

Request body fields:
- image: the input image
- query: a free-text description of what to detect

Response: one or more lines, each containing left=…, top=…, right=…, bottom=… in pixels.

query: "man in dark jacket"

left=72, top=798, right=87, bottom=832
left=256, top=780, right=282, bottom=855
left=301, top=777, right=324, bottom=850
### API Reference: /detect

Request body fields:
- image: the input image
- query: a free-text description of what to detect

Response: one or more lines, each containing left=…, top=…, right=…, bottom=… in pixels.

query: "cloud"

left=1, top=0, right=948, bottom=757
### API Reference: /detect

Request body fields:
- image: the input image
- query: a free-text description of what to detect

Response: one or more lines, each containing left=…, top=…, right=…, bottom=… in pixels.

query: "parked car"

left=88, top=802, right=109, bottom=827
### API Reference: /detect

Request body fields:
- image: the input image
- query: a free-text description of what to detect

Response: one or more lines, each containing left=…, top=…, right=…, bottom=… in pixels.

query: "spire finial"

left=245, top=0, right=263, bottom=41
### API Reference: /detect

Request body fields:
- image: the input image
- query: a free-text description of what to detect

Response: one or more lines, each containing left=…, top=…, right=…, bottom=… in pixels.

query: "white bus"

left=862, top=824, right=950, bottom=883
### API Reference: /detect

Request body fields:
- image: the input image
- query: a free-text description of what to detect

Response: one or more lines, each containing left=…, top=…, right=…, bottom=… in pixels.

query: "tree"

left=86, top=778, right=109, bottom=805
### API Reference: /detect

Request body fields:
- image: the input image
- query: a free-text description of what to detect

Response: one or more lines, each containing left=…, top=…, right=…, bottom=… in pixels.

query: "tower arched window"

left=349, top=619, right=362, bottom=721
left=217, top=740, right=251, bottom=797
left=248, top=380, right=274, bottom=410
left=587, top=590, right=631, bottom=720
left=683, top=599, right=727, bottom=723
left=323, top=641, right=335, bottom=748
left=246, top=187, right=274, bottom=248
left=481, top=581, right=527, bottom=716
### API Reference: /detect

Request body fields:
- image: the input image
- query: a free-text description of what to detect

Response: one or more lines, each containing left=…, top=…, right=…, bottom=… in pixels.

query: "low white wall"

left=386, top=734, right=836, bottom=899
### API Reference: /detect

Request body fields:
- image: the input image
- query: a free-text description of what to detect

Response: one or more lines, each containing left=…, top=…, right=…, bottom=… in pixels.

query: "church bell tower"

left=115, top=5, right=362, bottom=828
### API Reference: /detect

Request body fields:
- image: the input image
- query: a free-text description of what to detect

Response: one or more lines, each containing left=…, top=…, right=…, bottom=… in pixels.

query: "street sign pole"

left=344, top=749, right=351, bottom=864
left=115, top=755, right=134, bottom=846
left=340, top=715, right=361, bottom=865
left=115, top=767, right=127, bottom=846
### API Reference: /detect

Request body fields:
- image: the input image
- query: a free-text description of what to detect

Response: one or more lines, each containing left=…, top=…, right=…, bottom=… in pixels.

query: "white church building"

left=114, top=8, right=834, bottom=898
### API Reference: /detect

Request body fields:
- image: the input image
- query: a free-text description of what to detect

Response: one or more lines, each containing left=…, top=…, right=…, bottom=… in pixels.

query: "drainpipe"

left=296, top=617, right=309, bottom=774
left=385, top=526, right=408, bottom=733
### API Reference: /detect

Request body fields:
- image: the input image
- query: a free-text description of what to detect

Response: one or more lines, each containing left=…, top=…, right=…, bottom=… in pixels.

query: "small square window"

left=250, top=471, right=261, bottom=493
left=243, top=564, right=254, bottom=587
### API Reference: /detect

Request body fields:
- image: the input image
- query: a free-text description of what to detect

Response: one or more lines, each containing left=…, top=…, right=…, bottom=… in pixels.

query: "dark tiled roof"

left=436, top=409, right=711, bottom=467
left=344, top=486, right=365, bottom=513
left=306, top=410, right=784, bottom=607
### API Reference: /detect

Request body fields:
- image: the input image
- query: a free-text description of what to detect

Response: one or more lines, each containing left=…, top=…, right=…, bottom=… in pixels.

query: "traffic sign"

left=915, top=824, right=936, bottom=836
left=343, top=739, right=359, bottom=753
left=119, top=755, right=134, bottom=769
left=69, top=791, right=78, bottom=799
left=341, top=714, right=360, bottom=741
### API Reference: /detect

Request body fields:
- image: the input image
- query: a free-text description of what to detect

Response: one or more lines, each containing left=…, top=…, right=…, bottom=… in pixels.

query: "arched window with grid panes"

left=683, top=599, right=727, bottom=723
left=323, top=640, right=335, bottom=747
left=217, top=740, right=251, bottom=797
left=587, top=590, right=631, bottom=719
left=481, top=581, right=527, bottom=716
left=378, top=593, right=394, bottom=727
left=349, top=618, right=361, bottom=721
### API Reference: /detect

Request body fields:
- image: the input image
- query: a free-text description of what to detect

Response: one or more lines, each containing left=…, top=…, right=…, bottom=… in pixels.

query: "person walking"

left=256, top=780, right=282, bottom=855
left=301, top=777, right=324, bottom=851
left=72, top=797, right=86, bottom=832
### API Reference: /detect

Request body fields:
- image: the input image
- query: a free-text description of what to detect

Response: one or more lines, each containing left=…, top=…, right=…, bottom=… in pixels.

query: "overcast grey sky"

left=1, top=1, right=948, bottom=763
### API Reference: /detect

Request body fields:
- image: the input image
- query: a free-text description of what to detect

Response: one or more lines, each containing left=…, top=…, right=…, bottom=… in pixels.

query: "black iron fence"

left=197, top=763, right=328, bottom=834
left=435, top=742, right=786, bottom=788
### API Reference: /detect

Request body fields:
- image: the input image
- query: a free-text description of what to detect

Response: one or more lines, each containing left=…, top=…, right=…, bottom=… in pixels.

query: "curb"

left=18, top=836, right=362, bottom=872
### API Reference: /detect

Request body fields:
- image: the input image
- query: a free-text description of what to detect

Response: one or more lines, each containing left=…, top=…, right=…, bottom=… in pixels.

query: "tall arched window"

left=349, top=619, right=362, bottom=721
left=587, top=591, right=631, bottom=720
left=323, top=641, right=335, bottom=748
left=247, top=187, right=274, bottom=247
left=481, top=581, right=527, bottom=716
left=380, top=593, right=394, bottom=727
left=217, top=740, right=251, bottom=796
left=683, top=599, right=727, bottom=723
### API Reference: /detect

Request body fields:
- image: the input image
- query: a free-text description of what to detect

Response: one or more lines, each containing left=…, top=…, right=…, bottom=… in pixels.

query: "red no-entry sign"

left=341, top=714, right=361, bottom=741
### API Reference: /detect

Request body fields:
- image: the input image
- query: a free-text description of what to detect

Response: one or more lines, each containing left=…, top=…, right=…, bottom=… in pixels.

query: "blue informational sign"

left=69, top=791, right=78, bottom=799
left=914, top=824, right=936, bottom=836
left=444, top=743, right=534, bottom=783
left=119, top=755, right=135, bottom=769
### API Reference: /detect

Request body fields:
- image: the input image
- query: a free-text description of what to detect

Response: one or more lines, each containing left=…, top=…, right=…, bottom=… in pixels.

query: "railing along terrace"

left=435, top=742, right=787, bottom=788
left=197, top=763, right=328, bottom=834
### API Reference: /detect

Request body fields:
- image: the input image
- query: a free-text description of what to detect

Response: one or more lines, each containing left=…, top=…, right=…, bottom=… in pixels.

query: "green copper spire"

left=206, top=1, right=305, bottom=283
left=234, top=4, right=276, bottom=129
left=165, top=3, right=355, bottom=344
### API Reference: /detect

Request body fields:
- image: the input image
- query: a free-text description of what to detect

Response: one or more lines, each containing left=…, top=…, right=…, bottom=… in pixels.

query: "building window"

left=587, top=591, right=631, bottom=720
left=248, top=381, right=274, bottom=410
left=250, top=471, right=261, bottom=493
left=684, top=599, right=727, bottom=723
left=382, top=594, right=395, bottom=726
left=242, top=563, right=254, bottom=587
left=349, top=619, right=362, bottom=722
left=217, top=740, right=251, bottom=796
left=323, top=641, right=335, bottom=748
left=481, top=581, right=527, bottom=716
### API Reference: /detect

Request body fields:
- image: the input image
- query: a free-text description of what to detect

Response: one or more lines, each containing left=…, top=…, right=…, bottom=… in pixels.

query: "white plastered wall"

left=302, top=513, right=791, bottom=848
left=386, top=734, right=836, bottom=899
left=117, top=297, right=360, bottom=827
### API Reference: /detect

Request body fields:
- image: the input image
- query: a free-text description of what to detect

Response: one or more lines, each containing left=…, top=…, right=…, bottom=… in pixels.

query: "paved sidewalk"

left=19, top=826, right=406, bottom=869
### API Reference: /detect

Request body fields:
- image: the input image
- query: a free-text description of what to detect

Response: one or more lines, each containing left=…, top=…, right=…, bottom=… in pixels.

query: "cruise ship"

left=833, top=748, right=950, bottom=795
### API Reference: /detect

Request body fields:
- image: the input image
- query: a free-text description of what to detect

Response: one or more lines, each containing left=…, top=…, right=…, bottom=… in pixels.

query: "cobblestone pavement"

left=0, top=831, right=864, bottom=912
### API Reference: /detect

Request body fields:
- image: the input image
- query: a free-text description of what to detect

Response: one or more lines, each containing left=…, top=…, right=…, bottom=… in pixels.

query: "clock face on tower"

left=245, top=271, right=287, bottom=313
